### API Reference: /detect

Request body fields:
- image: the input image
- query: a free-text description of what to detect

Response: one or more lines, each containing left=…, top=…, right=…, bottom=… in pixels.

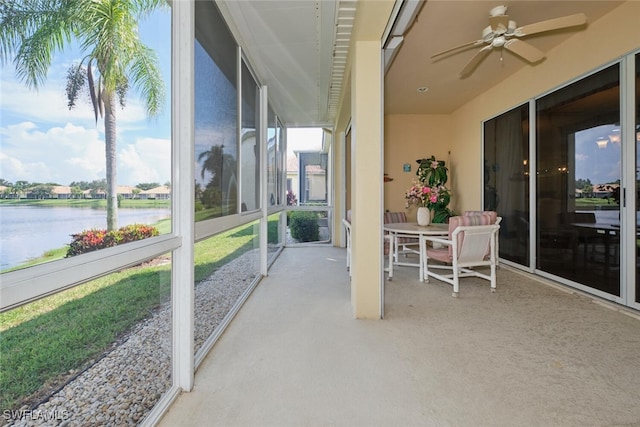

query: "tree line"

left=0, top=179, right=170, bottom=199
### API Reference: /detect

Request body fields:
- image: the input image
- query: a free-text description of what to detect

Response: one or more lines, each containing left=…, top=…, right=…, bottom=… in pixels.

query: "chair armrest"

left=421, top=235, right=452, bottom=246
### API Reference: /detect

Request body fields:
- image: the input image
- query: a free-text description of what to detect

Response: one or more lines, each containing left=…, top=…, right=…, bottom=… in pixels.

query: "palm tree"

left=0, top=0, right=166, bottom=230
left=198, top=145, right=237, bottom=214
left=198, top=145, right=236, bottom=189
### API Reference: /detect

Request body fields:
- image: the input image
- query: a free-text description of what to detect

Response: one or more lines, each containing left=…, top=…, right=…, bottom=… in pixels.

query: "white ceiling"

left=220, top=0, right=350, bottom=127
left=220, top=0, right=624, bottom=126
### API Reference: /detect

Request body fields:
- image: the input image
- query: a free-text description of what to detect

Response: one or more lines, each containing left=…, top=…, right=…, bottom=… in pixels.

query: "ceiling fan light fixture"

left=608, top=127, right=621, bottom=145
left=489, top=5, right=507, bottom=17
left=481, top=25, right=494, bottom=41
left=492, top=36, right=506, bottom=48
left=416, top=86, right=429, bottom=93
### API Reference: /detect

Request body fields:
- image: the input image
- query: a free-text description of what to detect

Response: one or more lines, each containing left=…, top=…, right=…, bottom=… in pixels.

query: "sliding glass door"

left=485, top=53, right=640, bottom=307
left=484, top=104, right=530, bottom=267
left=536, top=64, right=621, bottom=296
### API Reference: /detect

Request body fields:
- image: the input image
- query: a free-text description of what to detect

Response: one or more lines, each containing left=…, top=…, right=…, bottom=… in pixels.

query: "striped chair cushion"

left=427, top=214, right=494, bottom=262
left=383, top=211, right=417, bottom=255
left=464, top=210, right=498, bottom=224
left=384, top=211, right=407, bottom=224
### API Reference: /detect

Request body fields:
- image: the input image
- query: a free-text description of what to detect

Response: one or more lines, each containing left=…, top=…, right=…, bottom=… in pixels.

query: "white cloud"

left=0, top=121, right=105, bottom=183
left=0, top=78, right=149, bottom=126
left=0, top=120, right=171, bottom=186
left=119, top=137, right=171, bottom=185
left=0, top=76, right=94, bottom=124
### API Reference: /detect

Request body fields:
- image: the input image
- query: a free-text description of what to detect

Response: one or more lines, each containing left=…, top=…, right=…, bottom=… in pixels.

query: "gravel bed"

left=4, top=249, right=260, bottom=427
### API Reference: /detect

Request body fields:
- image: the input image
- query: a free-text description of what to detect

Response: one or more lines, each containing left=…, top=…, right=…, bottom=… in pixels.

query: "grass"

left=0, top=218, right=280, bottom=411
left=2, top=247, right=69, bottom=272
left=575, top=198, right=619, bottom=209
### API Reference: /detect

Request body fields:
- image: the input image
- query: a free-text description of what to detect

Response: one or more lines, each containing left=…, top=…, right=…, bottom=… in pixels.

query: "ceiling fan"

left=431, top=5, right=587, bottom=78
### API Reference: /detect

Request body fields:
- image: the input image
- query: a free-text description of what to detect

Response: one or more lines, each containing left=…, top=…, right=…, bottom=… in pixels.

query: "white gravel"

left=5, top=249, right=261, bottom=427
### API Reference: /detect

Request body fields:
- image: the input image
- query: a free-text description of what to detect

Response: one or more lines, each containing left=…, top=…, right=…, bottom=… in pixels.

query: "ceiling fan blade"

left=514, top=13, right=587, bottom=37
left=431, top=40, right=484, bottom=61
left=504, top=39, right=545, bottom=63
left=459, top=45, right=493, bottom=78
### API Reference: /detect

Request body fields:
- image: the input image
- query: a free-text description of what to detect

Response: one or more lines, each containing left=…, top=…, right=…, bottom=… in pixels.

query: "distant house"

left=117, top=185, right=135, bottom=199
left=51, top=186, right=72, bottom=199
left=593, top=183, right=619, bottom=199
left=287, top=151, right=327, bottom=204
left=139, top=185, right=171, bottom=200
left=87, top=189, right=106, bottom=199
left=286, top=153, right=299, bottom=199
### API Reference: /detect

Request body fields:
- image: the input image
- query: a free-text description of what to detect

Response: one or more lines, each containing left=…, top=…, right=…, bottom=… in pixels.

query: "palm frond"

left=78, top=0, right=164, bottom=118
left=2, top=0, right=81, bottom=89
left=87, top=60, right=99, bottom=123
left=128, top=43, right=165, bottom=118
left=97, top=75, right=104, bottom=119
left=65, top=62, right=86, bottom=110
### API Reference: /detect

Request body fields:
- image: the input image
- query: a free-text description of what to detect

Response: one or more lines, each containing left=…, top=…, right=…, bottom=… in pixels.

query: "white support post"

left=171, top=0, right=195, bottom=392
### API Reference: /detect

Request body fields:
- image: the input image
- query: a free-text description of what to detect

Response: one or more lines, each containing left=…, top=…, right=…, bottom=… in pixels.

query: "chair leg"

left=452, top=265, right=460, bottom=297
left=422, top=255, right=430, bottom=283
left=490, top=262, right=496, bottom=293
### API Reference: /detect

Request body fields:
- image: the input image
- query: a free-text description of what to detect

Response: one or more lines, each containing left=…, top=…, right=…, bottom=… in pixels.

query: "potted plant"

left=406, top=156, right=455, bottom=223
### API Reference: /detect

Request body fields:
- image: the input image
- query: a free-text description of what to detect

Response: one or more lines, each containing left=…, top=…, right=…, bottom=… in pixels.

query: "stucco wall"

left=384, top=114, right=452, bottom=219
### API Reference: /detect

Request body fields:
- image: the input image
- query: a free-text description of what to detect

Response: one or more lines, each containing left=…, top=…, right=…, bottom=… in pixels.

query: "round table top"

left=383, top=222, right=448, bottom=235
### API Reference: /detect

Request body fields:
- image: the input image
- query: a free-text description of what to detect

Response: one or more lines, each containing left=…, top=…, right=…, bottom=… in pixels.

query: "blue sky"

left=574, top=124, right=621, bottom=185
left=0, top=9, right=172, bottom=187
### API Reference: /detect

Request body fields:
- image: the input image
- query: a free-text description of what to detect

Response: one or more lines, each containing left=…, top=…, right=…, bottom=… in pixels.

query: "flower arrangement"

left=405, top=180, right=451, bottom=211
left=405, top=155, right=455, bottom=223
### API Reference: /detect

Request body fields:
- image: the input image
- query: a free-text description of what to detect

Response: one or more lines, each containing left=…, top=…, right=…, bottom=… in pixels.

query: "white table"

left=384, top=222, right=448, bottom=281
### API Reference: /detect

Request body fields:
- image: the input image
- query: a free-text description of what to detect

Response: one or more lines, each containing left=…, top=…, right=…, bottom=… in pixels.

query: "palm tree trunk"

left=103, top=91, right=118, bottom=231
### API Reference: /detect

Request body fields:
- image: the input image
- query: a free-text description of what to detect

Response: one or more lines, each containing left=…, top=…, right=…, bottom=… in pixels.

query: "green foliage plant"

left=414, top=155, right=454, bottom=223
left=416, top=155, right=448, bottom=186
left=289, top=211, right=319, bottom=242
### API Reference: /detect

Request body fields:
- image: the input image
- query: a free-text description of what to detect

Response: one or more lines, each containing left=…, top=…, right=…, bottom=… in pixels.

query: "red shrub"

left=67, top=224, right=159, bottom=257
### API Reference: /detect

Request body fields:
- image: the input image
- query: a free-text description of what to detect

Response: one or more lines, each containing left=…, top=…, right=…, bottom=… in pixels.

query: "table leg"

left=387, top=234, right=394, bottom=281
left=419, top=235, right=424, bottom=282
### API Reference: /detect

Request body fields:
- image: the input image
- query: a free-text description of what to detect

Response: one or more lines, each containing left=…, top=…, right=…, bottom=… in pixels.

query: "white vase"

left=417, top=207, right=431, bottom=226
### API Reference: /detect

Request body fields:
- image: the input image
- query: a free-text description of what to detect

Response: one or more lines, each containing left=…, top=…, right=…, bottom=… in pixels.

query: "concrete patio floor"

left=159, top=246, right=640, bottom=427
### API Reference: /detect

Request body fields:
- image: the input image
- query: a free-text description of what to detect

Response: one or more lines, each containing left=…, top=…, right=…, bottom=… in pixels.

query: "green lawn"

left=575, top=197, right=619, bottom=209
left=0, top=218, right=280, bottom=411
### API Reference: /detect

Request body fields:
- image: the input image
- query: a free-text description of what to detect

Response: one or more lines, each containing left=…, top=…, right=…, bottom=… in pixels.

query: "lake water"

left=0, top=205, right=171, bottom=270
